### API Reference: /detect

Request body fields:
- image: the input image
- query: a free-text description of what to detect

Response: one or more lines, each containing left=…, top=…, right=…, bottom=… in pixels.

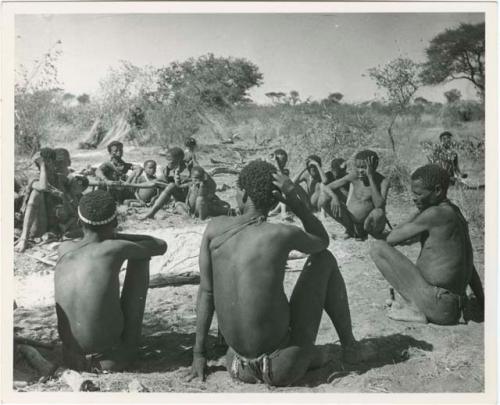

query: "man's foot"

left=342, top=341, right=377, bottom=364
left=387, top=303, right=428, bottom=323
left=138, top=213, right=153, bottom=221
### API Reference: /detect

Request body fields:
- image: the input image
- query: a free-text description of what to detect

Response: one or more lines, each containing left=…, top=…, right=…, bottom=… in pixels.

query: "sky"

left=15, top=13, right=485, bottom=104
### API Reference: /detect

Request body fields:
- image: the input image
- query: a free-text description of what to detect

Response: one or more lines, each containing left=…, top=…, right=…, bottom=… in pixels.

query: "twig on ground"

left=25, top=254, right=56, bottom=267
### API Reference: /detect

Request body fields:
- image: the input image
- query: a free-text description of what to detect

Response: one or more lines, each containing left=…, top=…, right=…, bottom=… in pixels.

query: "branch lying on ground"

left=149, top=271, right=200, bottom=288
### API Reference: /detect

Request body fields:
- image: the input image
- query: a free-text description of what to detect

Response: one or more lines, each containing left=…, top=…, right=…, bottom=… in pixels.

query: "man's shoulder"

left=417, top=205, right=454, bottom=224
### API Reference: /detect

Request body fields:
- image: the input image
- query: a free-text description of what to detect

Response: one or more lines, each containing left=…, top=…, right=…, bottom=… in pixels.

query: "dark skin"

left=293, top=159, right=329, bottom=212
left=55, top=217, right=166, bottom=368
left=269, top=153, right=291, bottom=218
left=323, top=157, right=389, bottom=238
left=126, top=161, right=159, bottom=205
left=188, top=172, right=372, bottom=385
left=370, top=178, right=484, bottom=324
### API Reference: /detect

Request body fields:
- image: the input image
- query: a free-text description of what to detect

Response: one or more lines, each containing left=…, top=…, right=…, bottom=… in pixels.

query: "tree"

left=368, top=57, right=421, bottom=152
left=421, top=23, right=485, bottom=100
left=156, top=53, right=263, bottom=110
left=443, top=88, right=462, bottom=103
left=15, top=40, right=63, bottom=154
left=77, top=93, right=90, bottom=104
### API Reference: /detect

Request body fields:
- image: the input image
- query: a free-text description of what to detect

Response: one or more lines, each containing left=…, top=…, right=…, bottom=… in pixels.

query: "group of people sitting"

left=93, top=138, right=232, bottom=220
left=43, top=131, right=483, bottom=387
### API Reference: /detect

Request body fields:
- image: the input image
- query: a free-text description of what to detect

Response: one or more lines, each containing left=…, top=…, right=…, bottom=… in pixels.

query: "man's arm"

left=292, top=168, right=308, bottom=184
left=113, top=233, right=167, bottom=259
left=469, top=265, right=484, bottom=311
left=95, top=163, right=110, bottom=181
left=325, top=172, right=356, bottom=191
left=190, top=224, right=215, bottom=381
left=273, top=173, right=329, bottom=253
left=386, top=208, right=442, bottom=246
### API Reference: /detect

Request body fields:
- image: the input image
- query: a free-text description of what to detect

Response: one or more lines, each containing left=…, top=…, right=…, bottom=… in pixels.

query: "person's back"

left=55, top=190, right=167, bottom=371
left=208, top=216, right=292, bottom=357
left=416, top=201, right=473, bottom=295
left=55, top=240, right=125, bottom=353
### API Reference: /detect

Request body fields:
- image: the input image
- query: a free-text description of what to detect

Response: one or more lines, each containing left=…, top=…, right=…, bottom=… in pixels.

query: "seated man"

left=188, top=160, right=373, bottom=386
left=293, top=155, right=331, bottom=212
left=370, top=164, right=484, bottom=324
left=124, top=160, right=161, bottom=207
left=55, top=190, right=167, bottom=372
left=54, top=147, right=72, bottom=177
left=268, top=149, right=292, bottom=219
left=176, top=166, right=231, bottom=220
left=427, top=131, right=467, bottom=186
left=325, top=158, right=349, bottom=203
left=15, top=148, right=64, bottom=252
left=139, top=147, right=190, bottom=220
left=95, top=141, right=136, bottom=203
left=323, top=150, right=389, bottom=240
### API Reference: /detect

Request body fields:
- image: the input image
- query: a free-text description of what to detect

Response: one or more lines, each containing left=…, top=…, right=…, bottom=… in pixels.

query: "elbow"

left=158, top=240, right=168, bottom=255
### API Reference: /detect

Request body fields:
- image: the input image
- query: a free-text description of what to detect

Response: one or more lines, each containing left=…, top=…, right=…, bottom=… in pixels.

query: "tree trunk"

left=387, top=113, right=399, bottom=153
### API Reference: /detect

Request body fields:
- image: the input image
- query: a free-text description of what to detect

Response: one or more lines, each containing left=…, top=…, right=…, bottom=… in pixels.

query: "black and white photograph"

left=2, top=1, right=497, bottom=401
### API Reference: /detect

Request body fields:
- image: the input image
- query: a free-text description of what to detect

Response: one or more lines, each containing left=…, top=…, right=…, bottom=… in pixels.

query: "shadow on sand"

left=297, top=333, right=433, bottom=387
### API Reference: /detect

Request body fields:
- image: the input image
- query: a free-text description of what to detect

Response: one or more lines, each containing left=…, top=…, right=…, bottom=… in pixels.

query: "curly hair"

left=107, top=141, right=123, bottom=153
left=306, top=154, right=322, bottom=166
left=237, top=160, right=278, bottom=211
left=167, top=147, right=185, bottom=161
left=143, top=159, right=157, bottom=168
left=330, top=158, right=347, bottom=176
left=184, top=137, right=197, bottom=148
left=439, top=131, right=453, bottom=140
left=273, top=149, right=288, bottom=159
left=78, top=190, right=117, bottom=229
left=411, top=164, right=450, bottom=193
left=71, top=175, right=89, bottom=191
left=39, top=147, right=56, bottom=161
left=354, top=150, right=379, bottom=168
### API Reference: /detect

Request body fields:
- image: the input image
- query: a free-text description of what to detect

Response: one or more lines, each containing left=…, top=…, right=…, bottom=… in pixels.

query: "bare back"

left=416, top=202, right=474, bottom=294
left=55, top=240, right=126, bottom=353
left=207, top=216, right=294, bottom=358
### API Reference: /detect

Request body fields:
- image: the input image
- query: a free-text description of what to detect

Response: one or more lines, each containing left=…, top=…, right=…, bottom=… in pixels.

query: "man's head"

left=78, top=190, right=118, bottom=237
left=143, top=160, right=157, bottom=177
left=54, top=148, right=71, bottom=175
left=237, top=160, right=278, bottom=213
left=306, top=154, right=322, bottom=179
left=439, top=131, right=453, bottom=148
left=330, top=158, right=347, bottom=179
left=165, top=147, right=184, bottom=169
left=354, top=150, right=379, bottom=179
left=69, top=175, right=90, bottom=196
left=107, top=141, right=124, bottom=159
left=184, top=137, right=197, bottom=150
left=271, top=149, right=288, bottom=168
left=410, top=164, right=450, bottom=211
left=191, top=166, right=207, bottom=185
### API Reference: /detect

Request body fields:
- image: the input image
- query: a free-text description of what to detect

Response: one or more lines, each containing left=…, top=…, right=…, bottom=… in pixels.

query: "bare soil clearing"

left=13, top=145, right=484, bottom=393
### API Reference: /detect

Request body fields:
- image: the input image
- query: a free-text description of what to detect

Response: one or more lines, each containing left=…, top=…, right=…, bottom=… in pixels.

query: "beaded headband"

left=78, top=207, right=117, bottom=226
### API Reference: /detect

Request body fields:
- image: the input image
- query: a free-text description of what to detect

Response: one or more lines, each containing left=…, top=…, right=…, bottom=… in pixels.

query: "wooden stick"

left=149, top=271, right=200, bottom=288
left=25, top=254, right=56, bottom=267
left=88, top=179, right=167, bottom=189
left=209, top=167, right=240, bottom=176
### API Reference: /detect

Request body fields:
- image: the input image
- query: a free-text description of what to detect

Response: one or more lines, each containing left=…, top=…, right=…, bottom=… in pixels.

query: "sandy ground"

left=12, top=145, right=485, bottom=393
